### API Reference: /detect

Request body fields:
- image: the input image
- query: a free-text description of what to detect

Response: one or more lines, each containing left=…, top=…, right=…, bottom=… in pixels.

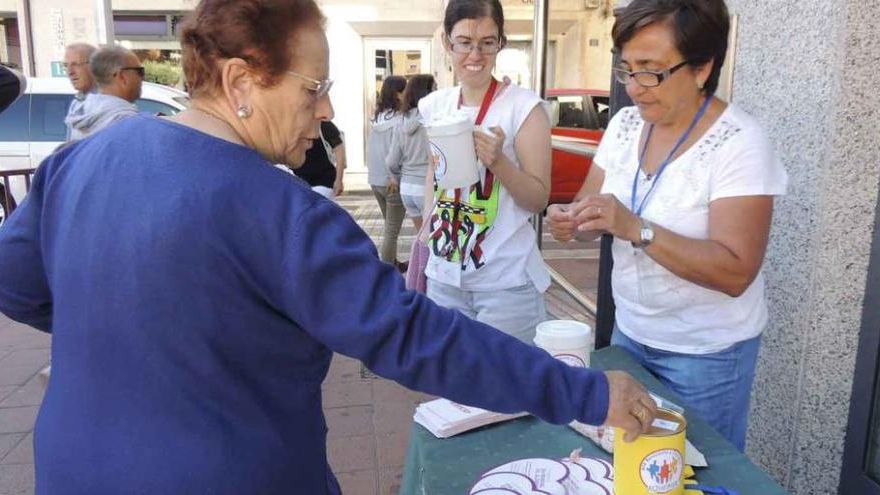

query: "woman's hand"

left=547, top=204, right=577, bottom=242
left=387, top=176, right=399, bottom=194
left=333, top=175, right=345, bottom=197
left=603, top=370, right=657, bottom=442
left=571, top=194, right=641, bottom=243
left=473, top=126, right=506, bottom=171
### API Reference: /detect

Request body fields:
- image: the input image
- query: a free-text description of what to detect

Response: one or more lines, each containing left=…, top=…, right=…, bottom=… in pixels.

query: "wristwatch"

left=631, top=218, right=655, bottom=249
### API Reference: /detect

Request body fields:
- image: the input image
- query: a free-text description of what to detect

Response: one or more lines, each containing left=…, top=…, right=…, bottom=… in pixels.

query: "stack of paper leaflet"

left=414, top=398, right=528, bottom=438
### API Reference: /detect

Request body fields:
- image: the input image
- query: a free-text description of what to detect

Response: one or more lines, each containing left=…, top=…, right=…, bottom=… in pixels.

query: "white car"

left=0, top=77, right=190, bottom=213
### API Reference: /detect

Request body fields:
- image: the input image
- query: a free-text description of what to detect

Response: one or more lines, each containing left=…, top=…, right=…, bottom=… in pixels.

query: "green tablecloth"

left=400, top=346, right=788, bottom=494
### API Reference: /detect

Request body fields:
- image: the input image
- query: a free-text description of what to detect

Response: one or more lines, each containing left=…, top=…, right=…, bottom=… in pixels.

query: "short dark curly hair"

left=179, top=0, right=325, bottom=97
left=612, top=0, right=729, bottom=95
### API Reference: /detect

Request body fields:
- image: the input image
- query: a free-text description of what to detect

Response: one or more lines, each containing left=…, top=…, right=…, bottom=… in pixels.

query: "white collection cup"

left=533, top=320, right=593, bottom=367
left=426, top=117, right=480, bottom=189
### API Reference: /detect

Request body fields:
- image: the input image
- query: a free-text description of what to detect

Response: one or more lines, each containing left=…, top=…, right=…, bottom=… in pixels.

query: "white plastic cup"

left=426, top=117, right=480, bottom=189
left=533, top=320, right=593, bottom=367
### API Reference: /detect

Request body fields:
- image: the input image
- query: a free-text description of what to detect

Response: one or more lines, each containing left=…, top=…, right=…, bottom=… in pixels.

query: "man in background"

left=63, top=43, right=97, bottom=140
left=65, top=45, right=144, bottom=140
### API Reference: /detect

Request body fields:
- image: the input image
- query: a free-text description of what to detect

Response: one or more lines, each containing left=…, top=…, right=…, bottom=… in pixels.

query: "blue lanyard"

left=630, top=96, right=712, bottom=216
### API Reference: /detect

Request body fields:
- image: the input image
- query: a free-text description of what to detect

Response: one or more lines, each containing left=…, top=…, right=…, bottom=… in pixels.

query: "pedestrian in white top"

left=418, top=0, right=552, bottom=343
left=547, top=0, right=788, bottom=451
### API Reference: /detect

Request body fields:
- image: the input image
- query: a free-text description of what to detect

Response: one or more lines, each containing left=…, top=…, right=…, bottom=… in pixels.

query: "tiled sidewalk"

left=0, top=190, right=599, bottom=495
left=0, top=317, right=49, bottom=495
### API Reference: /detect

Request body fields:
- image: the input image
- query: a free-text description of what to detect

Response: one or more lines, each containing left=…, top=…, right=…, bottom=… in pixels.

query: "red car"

left=546, top=88, right=610, bottom=204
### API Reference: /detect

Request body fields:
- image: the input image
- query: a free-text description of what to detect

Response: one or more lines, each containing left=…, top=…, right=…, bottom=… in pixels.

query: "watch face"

left=641, top=227, right=654, bottom=244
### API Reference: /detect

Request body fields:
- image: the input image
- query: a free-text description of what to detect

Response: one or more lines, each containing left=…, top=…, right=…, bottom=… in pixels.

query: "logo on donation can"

left=553, top=353, right=586, bottom=368
left=640, top=449, right=682, bottom=493
left=430, top=142, right=447, bottom=180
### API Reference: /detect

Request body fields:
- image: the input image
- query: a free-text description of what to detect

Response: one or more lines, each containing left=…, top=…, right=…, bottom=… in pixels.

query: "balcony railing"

left=0, top=168, right=37, bottom=221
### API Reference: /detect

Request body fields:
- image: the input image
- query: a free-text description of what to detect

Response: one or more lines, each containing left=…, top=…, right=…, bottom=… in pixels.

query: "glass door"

left=363, top=38, right=431, bottom=122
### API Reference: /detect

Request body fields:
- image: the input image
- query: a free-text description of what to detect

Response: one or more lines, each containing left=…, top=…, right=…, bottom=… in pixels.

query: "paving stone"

left=325, top=354, right=366, bottom=383
left=378, top=467, right=404, bottom=495
left=335, top=469, right=378, bottom=495
left=325, top=406, right=374, bottom=439
left=0, top=387, right=17, bottom=403
left=0, top=464, right=34, bottom=495
left=1, top=433, right=32, bottom=465
left=322, top=380, right=373, bottom=409
left=372, top=380, right=430, bottom=405
left=373, top=401, right=418, bottom=435
left=0, top=366, right=39, bottom=387
left=0, top=433, right=25, bottom=461
left=327, top=435, right=376, bottom=473
left=0, top=377, right=45, bottom=408
left=0, top=407, right=38, bottom=434
left=0, top=350, right=49, bottom=369
left=376, top=431, right=410, bottom=468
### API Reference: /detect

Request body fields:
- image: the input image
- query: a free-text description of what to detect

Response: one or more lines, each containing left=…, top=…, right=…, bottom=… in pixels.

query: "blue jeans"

left=611, top=328, right=761, bottom=451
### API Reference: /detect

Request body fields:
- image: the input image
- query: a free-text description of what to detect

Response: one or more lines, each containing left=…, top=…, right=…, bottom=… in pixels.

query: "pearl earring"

left=236, top=105, right=252, bottom=119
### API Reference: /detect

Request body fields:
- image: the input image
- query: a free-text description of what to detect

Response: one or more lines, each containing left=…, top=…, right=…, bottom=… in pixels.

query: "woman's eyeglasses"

left=448, top=37, right=503, bottom=55
left=612, top=60, right=690, bottom=88
left=287, top=70, right=334, bottom=99
left=120, top=67, right=146, bottom=78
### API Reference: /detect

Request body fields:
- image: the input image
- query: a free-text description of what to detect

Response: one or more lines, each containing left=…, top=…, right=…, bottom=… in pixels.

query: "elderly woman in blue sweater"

left=0, top=0, right=655, bottom=493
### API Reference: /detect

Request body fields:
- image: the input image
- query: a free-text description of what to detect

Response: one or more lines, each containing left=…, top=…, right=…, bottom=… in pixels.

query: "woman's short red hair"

left=179, top=0, right=325, bottom=97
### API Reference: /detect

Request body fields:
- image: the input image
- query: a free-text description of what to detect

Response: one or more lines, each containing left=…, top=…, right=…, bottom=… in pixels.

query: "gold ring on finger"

left=633, top=407, right=647, bottom=423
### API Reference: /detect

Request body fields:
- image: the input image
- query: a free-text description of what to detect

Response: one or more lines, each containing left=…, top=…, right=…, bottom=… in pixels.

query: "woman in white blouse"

left=548, top=0, right=787, bottom=451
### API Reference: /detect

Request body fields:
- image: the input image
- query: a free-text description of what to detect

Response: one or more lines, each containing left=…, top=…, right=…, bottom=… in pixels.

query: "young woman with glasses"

left=548, top=0, right=788, bottom=451
left=418, top=0, right=553, bottom=344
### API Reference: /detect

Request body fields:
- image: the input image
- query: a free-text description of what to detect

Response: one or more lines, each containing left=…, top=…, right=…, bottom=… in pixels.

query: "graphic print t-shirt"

left=418, top=84, right=550, bottom=292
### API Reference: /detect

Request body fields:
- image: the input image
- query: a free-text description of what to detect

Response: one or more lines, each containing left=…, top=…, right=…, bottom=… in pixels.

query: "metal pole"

left=531, top=0, right=549, bottom=250
left=596, top=4, right=634, bottom=350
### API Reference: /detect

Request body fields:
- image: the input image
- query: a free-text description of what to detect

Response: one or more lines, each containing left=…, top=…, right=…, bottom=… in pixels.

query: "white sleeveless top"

left=595, top=105, right=788, bottom=354
left=418, top=84, right=550, bottom=292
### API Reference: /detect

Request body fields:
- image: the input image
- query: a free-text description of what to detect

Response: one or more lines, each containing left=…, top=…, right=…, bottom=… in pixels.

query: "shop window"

left=114, top=15, right=168, bottom=37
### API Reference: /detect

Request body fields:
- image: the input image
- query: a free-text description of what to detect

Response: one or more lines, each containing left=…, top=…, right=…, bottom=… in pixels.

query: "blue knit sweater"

left=0, top=115, right=609, bottom=494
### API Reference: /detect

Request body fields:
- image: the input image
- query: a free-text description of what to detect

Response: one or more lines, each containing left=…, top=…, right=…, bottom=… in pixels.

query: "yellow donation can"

left=613, top=407, right=687, bottom=495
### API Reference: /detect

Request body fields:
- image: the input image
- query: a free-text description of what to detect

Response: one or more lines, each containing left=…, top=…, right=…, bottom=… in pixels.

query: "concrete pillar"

left=725, top=0, right=880, bottom=493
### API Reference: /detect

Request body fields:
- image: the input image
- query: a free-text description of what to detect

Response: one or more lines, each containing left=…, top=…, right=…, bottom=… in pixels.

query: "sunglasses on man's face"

left=119, top=67, right=146, bottom=78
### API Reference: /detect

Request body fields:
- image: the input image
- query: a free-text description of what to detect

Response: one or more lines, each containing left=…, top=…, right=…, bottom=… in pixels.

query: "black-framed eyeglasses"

left=612, top=60, right=690, bottom=88
left=120, top=67, right=145, bottom=78
left=448, top=37, right=504, bottom=55
left=287, top=70, right=333, bottom=99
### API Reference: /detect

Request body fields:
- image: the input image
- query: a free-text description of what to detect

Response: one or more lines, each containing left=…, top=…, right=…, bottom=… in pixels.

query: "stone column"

left=727, top=0, right=880, bottom=493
